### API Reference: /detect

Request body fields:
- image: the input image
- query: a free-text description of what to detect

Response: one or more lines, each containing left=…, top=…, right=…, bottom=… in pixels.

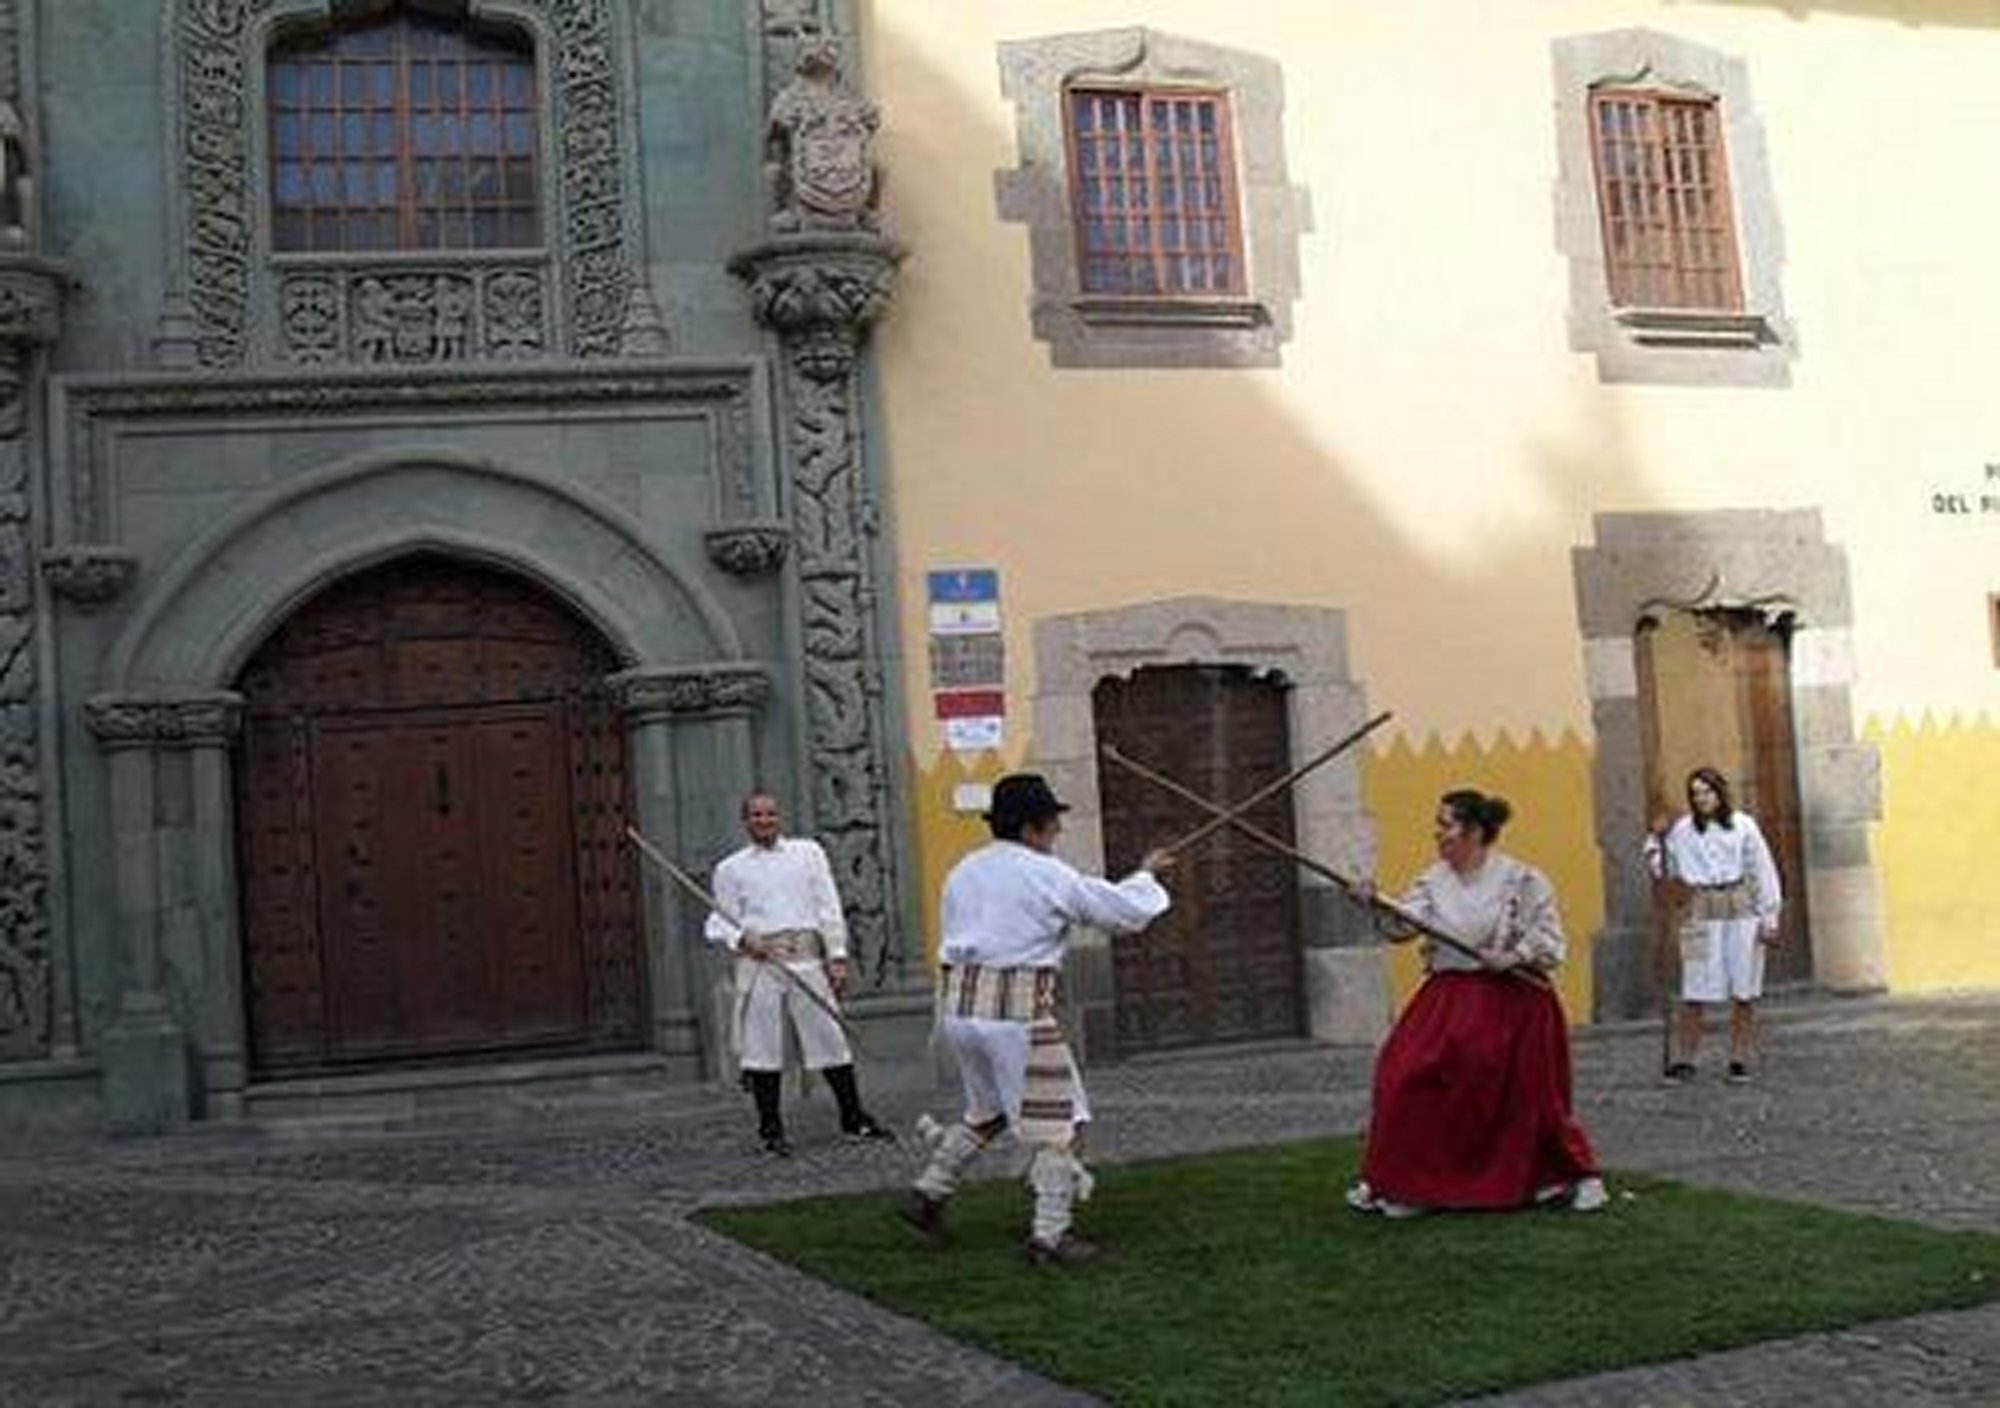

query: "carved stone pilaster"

left=608, top=663, right=772, bottom=722
left=0, top=253, right=62, bottom=436
left=85, top=693, right=245, bottom=750
left=41, top=544, right=136, bottom=606
left=704, top=520, right=791, bottom=577
left=730, top=232, right=907, bottom=980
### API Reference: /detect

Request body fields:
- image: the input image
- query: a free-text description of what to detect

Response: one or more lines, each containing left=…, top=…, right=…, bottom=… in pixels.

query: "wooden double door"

left=1094, top=664, right=1304, bottom=1054
left=235, top=557, right=643, bottom=1074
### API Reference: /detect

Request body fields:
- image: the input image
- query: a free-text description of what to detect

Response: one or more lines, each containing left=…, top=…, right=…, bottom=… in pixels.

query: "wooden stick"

left=1101, top=745, right=1549, bottom=986
left=1151, top=710, right=1394, bottom=863
left=624, top=825, right=866, bottom=1049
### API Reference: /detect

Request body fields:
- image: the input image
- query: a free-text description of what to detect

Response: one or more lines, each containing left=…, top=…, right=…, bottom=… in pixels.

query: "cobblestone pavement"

left=1, top=993, right=1995, bottom=1406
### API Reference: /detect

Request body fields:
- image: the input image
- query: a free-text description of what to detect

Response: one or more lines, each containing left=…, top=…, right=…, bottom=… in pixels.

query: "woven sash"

left=937, top=964, right=1078, bottom=1148
left=749, top=928, right=826, bottom=963
left=1686, top=883, right=1753, bottom=922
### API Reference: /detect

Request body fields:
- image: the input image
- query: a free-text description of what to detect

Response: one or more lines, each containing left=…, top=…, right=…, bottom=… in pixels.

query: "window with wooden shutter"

left=269, top=11, right=540, bottom=254
left=1587, top=89, right=1743, bottom=311
left=1065, top=86, right=1246, bottom=299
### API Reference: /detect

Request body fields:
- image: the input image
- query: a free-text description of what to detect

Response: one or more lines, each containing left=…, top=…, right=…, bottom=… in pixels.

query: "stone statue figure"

left=764, top=35, right=881, bottom=233
left=0, top=101, right=35, bottom=249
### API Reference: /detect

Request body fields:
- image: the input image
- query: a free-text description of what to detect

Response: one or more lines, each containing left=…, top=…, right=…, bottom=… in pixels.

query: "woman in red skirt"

left=1346, top=788, right=1606, bottom=1217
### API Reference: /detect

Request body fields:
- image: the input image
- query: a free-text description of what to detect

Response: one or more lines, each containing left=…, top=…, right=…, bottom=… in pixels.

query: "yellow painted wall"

left=862, top=0, right=2000, bottom=1004
left=1364, top=730, right=1603, bottom=1021
left=1868, top=714, right=2000, bottom=992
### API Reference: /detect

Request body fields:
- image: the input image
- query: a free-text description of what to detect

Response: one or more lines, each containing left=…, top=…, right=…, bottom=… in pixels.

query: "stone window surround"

left=1573, top=509, right=1885, bottom=1024
left=1029, top=597, right=1385, bottom=1052
left=996, top=27, right=1310, bottom=370
left=1552, top=29, right=1794, bottom=387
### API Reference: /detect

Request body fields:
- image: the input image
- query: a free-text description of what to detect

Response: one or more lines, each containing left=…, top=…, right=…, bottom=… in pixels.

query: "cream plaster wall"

left=860, top=0, right=2000, bottom=754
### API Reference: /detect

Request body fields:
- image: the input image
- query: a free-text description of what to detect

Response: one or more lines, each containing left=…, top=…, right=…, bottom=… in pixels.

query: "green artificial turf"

left=698, top=1138, right=1999, bottom=1407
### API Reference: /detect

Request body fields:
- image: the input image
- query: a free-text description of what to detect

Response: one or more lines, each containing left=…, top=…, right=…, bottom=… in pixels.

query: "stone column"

left=730, top=232, right=909, bottom=984
left=612, top=663, right=767, bottom=1082
left=84, top=692, right=242, bottom=1131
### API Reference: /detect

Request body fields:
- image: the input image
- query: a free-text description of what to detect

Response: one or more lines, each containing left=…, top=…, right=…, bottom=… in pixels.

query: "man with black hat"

left=902, top=772, right=1172, bottom=1265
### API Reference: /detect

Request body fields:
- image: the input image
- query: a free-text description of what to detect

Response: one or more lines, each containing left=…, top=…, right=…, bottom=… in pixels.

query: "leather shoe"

left=1025, top=1233, right=1100, bottom=1267
left=897, top=1190, right=947, bottom=1242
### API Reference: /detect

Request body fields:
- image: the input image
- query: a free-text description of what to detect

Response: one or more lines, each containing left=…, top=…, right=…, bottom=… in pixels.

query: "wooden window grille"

left=1065, top=86, right=1246, bottom=298
left=269, top=11, right=540, bottom=253
left=1587, top=89, right=1744, bottom=311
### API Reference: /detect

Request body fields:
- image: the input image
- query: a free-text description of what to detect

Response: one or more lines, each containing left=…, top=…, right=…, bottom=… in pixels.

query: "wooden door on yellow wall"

left=1636, top=608, right=1813, bottom=986
left=1094, top=664, right=1304, bottom=1054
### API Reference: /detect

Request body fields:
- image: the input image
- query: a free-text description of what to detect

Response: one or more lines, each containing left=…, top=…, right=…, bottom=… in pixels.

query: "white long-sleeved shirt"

left=938, top=840, right=1169, bottom=969
left=1644, top=813, right=1782, bottom=923
left=1398, top=852, right=1565, bottom=974
left=703, top=837, right=849, bottom=960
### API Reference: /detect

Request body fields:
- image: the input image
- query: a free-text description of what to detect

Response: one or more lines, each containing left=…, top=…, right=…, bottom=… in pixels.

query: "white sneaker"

left=1343, top=1181, right=1380, bottom=1213
left=1570, top=1176, right=1609, bottom=1213
left=1379, top=1199, right=1427, bottom=1219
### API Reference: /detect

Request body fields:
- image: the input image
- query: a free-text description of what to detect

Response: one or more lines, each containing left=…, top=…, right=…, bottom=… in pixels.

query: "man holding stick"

left=704, top=791, right=890, bottom=1156
left=902, top=773, right=1173, bottom=1266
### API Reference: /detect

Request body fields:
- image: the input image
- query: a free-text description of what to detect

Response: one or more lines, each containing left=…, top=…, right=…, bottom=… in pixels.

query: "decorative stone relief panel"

left=170, top=0, right=645, bottom=369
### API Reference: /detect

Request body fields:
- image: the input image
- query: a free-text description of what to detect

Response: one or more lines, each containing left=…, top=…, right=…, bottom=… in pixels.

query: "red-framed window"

left=1587, top=89, right=1744, bottom=311
left=269, top=11, right=540, bottom=253
left=1065, top=86, right=1246, bottom=298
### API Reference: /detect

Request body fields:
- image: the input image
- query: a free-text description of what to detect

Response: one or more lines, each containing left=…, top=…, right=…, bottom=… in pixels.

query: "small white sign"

left=944, top=716, right=1004, bottom=753
left=951, top=782, right=993, bottom=814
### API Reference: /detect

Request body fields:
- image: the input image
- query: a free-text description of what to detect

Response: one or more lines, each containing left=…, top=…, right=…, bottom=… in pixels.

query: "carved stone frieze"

left=0, top=254, right=63, bottom=346
left=279, top=262, right=549, bottom=365
left=608, top=663, right=772, bottom=720
left=704, top=521, right=791, bottom=577
left=41, top=544, right=137, bottom=606
left=84, top=693, right=246, bottom=748
left=730, top=234, right=905, bottom=977
left=172, top=0, right=641, bottom=367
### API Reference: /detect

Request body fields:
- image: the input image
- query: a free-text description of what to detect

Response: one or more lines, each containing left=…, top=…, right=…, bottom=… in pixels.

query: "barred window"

left=1588, top=89, right=1744, bottom=310
left=1065, top=87, right=1246, bottom=298
left=269, top=11, right=540, bottom=253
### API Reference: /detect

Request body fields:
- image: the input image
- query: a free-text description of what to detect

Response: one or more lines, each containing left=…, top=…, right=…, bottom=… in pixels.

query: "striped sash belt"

left=937, top=964, right=1079, bottom=1148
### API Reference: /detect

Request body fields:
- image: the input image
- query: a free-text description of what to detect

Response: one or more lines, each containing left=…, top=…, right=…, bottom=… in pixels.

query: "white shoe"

left=1570, top=1176, right=1609, bottom=1213
left=1379, top=1199, right=1426, bottom=1219
left=1343, top=1181, right=1380, bottom=1213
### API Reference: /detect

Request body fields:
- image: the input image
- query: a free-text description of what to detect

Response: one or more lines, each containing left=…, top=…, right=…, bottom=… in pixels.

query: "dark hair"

left=985, top=772, right=1068, bottom=841
left=1685, top=767, right=1737, bottom=832
left=1440, top=788, right=1512, bottom=843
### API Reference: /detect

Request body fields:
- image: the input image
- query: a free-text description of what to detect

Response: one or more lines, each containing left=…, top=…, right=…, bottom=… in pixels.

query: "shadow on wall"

left=865, top=16, right=1735, bottom=1022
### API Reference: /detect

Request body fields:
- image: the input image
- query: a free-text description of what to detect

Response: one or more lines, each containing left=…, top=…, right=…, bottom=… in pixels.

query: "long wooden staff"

left=1101, top=745, right=1549, bottom=986
left=623, top=825, right=866, bottom=1049
left=1151, top=710, right=1394, bottom=863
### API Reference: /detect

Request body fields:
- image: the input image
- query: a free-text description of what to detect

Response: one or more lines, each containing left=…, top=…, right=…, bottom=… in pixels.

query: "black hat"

left=985, top=772, right=1070, bottom=830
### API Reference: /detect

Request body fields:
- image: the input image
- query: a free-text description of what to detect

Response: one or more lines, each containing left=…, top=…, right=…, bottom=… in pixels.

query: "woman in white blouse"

left=1645, top=767, right=1784, bottom=1085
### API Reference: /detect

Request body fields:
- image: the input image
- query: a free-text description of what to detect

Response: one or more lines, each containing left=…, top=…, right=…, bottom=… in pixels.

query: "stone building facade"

left=0, top=0, right=929, bottom=1129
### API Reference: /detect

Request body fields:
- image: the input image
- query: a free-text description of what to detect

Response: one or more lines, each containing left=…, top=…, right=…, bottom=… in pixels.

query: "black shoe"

left=761, top=1130, right=793, bottom=1157
left=897, top=1190, right=948, bottom=1243
left=1025, top=1232, right=1100, bottom=1267
left=1662, top=1061, right=1696, bottom=1085
left=843, top=1113, right=895, bottom=1143
left=1726, top=1061, right=1752, bottom=1085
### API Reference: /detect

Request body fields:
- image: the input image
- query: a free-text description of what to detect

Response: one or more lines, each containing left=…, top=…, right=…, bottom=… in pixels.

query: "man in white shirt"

left=901, top=772, right=1172, bottom=1265
left=705, top=791, right=890, bottom=1155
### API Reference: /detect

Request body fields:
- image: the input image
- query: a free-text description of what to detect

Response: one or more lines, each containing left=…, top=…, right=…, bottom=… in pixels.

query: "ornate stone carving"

left=173, top=0, right=640, bottom=367
left=703, top=521, right=790, bottom=577
left=0, top=99, right=33, bottom=251
left=85, top=693, right=245, bottom=748
left=609, top=663, right=772, bottom=720
left=0, top=254, right=62, bottom=346
left=279, top=263, right=549, bottom=365
left=41, top=545, right=137, bottom=606
left=731, top=234, right=905, bottom=978
left=764, top=36, right=881, bottom=235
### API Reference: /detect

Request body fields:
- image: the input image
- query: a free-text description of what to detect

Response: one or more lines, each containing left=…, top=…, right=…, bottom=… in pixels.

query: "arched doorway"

left=1093, top=663, right=1304, bottom=1054
left=1637, top=607, right=1813, bottom=986
left=233, top=556, right=644, bottom=1074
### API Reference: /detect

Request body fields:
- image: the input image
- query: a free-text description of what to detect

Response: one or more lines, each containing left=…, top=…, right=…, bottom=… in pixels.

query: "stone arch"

left=1031, top=596, right=1383, bottom=1047
left=106, top=448, right=743, bottom=694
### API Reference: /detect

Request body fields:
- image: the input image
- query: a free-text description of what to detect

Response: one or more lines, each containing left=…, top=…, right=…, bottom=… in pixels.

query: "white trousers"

left=1679, top=917, right=1766, bottom=1003
left=933, top=1015, right=1091, bottom=1129
left=734, top=958, right=852, bottom=1072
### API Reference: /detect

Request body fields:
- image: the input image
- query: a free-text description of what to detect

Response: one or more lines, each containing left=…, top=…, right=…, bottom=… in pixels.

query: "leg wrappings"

left=1027, top=1145, right=1095, bottom=1246
left=913, top=1115, right=992, bottom=1200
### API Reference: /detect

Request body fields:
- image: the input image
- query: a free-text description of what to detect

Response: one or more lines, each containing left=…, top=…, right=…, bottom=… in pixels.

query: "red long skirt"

left=1359, top=972, right=1599, bottom=1210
